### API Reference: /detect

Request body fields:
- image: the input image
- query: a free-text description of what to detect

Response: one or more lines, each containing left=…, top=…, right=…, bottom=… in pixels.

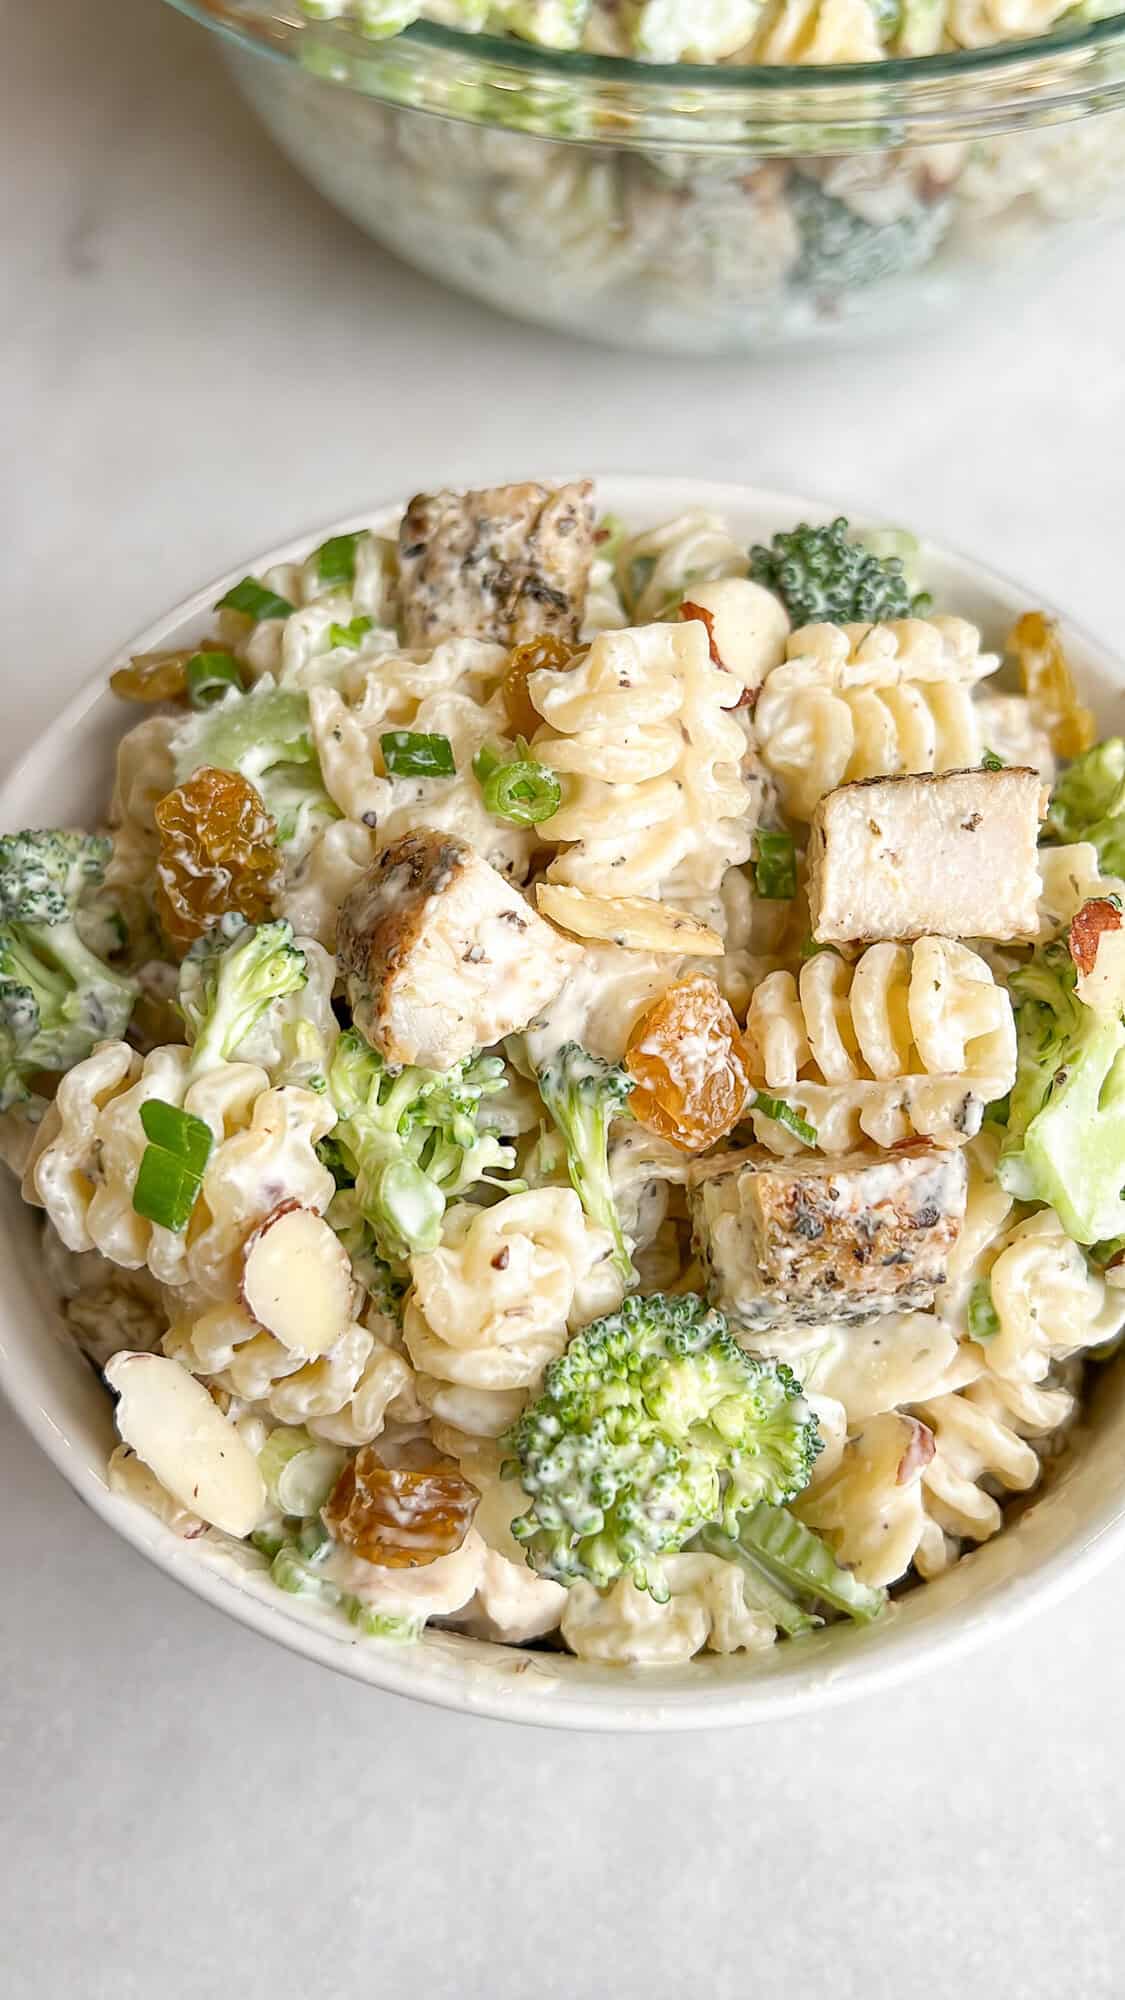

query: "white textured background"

left=4, top=2, right=1125, bottom=1993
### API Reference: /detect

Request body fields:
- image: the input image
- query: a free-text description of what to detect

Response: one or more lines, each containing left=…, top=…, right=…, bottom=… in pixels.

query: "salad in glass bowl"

left=6, top=474, right=1125, bottom=1686
left=167, top=0, right=1125, bottom=351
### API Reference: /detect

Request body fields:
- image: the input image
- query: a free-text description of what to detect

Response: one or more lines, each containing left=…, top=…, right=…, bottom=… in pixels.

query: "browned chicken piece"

left=688, top=1142, right=968, bottom=1330
left=397, top=481, right=595, bottom=649
left=336, top=828, right=581, bottom=1071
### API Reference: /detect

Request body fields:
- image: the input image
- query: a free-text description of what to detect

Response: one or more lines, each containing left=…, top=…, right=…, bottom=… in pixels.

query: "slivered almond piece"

left=679, top=577, right=789, bottom=697
left=536, top=883, right=723, bottom=955
left=1070, top=896, right=1125, bottom=1015
left=240, top=1203, right=355, bottom=1359
left=105, top=1352, right=266, bottom=1537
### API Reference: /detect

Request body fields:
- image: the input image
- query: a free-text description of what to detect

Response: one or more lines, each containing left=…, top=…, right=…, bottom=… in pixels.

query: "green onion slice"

left=380, top=731, right=455, bottom=778
left=967, top=1278, right=1001, bottom=1341
left=215, top=577, right=295, bottom=622
left=751, top=1091, right=818, bottom=1147
left=187, top=650, right=244, bottom=710
left=729, top=1502, right=887, bottom=1625
left=139, top=1099, right=214, bottom=1175
left=328, top=616, right=373, bottom=650
left=314, top=532, right=363, bottom=589
left=473, top=744, right=561, bottom=826
left=132, top=1148, right=204, bottom=1233
left=755, top=830, right=797, bottom=901
left=132, top=1099, right=214, bottom=1232
left=981, top=748, right=1006, bottom=771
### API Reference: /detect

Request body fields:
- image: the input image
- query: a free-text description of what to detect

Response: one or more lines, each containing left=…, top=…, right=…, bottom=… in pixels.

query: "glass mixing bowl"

left=169, top=1, right=1125, bottom=352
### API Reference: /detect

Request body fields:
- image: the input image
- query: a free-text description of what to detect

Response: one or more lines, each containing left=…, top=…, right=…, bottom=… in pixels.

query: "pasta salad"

left=8, top=479, right=1125, bottom=1670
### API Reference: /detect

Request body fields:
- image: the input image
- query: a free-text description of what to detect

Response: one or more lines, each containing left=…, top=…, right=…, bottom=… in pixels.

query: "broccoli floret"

left=504, top=1291, right=821, bottom=1597
left=787, top=177, right=951, bottom=299
left=535, top=1042, right=636, bottom=1286
left=326, top=1188, right=407, bottom=1320
left=1046, top=738, right=1125, bottom=876
left=748, top=515, right=927, bottom=631
left=0, top=830, right=136, bottom=1110
left=325, top=1028, right=517, bottom=1264
left=171, top=684, right=338, bottom=850
left=999, top=932, right=1125, bottom=1244
left=178, top=917, right=308, bottom=1078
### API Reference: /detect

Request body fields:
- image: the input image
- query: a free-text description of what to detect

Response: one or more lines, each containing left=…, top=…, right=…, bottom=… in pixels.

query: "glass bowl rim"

left=170, top=0, right=1125, bottom=93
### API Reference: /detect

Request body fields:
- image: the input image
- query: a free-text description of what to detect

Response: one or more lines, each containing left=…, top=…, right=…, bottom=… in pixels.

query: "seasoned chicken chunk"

left=688, top=1143, right=968, bottom=1330
left=398, top=481, right=595, bottom=649
left=337, top=829, right=580, bottom=1070
left=807, top=767, right=1047, bottom=944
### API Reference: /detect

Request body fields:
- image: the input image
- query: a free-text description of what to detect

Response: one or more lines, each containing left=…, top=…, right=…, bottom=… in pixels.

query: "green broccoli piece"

left=535, top=1042, right=636, bottom=1287
left=324, top=1028, right=517, bottom=1264
left=1046, top=738, right=1125, bottom=877
left=999, top=933, right=1125, bottom=1244
left=748, top=515, right=929, bottom=631
left=326, top=1187, right=408, bottom=1320
left=788, top=177, right=951, bottom=300
left=178, top=917, right=308, bottom=1078
left=0, top=830, right=136, bottom=1110
left=504, top=1291, right=821, bottom=1598
left=171, top=684, right=338, bottom=850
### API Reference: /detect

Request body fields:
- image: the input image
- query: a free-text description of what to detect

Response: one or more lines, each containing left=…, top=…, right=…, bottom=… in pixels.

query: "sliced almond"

left=104, top=1352, right=267, bottom=1537
left=240, top=1203, right=355, bottom=1359
left=536, top=883, right=723, bottom=956
left=679, top=577, right=789, bottom=695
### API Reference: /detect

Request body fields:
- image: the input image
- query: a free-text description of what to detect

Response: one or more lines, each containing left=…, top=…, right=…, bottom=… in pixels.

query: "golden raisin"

left=625, top=974, right=750, bottom=1154
left=502, top=633, right=574, bottom=741
left=110, top=650, right=191, bottom=704
left=322, top=1447, right=479, bottom=1570
left=154, top=766, right=280, bottom=948
left=1007, top=611, right=1096, bottom=759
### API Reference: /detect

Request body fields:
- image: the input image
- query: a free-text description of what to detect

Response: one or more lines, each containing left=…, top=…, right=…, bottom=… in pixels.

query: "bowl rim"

left=167, top=0, right=1125, bottom=147
left=5, top=470, right=1125, bottom=1733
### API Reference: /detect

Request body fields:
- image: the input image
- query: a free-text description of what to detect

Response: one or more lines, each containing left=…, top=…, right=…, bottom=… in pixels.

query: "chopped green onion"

left=187, top=650, right=244, bottom=710
left=696, top=1525, right=822, bottom=1638
left=729, top=1502, right=887, bottom=1625
left=269, top=1541, right=422, bottom=1642
left=139, top=1099, right=214, bottom=1176
left=752, top=1091, right=818, bottom=1147
left=258, top=1427, right=347, bottom=1517
left=981, top=748, right=1006, bottom=771
left=314, top=531, right=363, bottom=589
left=215, top=576, right=295, bottom=622
left=968, top=1278, right=1001, bottom=1341
left=328, top=616, right=373, bottom=650
left=133, top=1099, right=214, bottom=1232
left=473, top=743, right=561, bottom=826
left=626, top=554, right=656, bottom=610
left=755, top=830, right=797, bottom=901
left=380, top=731, right=455, bottom=778
left=132, top=1148, right=204, bottom=1233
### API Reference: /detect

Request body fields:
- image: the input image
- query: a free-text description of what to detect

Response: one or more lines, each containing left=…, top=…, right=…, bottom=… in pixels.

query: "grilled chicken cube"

left=807, top=766, right=1047, bottom=944
left=398, top=481, right=595, bottom=649
left=337, top=829, right=581, bottom=1070
left=688, top=1143, right=968, bottom=1329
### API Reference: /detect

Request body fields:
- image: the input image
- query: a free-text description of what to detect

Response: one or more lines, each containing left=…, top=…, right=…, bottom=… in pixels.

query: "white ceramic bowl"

left=4, top=475, right=1125, bottom=1732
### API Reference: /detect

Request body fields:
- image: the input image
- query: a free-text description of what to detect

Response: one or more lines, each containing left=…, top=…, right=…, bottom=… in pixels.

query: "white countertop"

left=6, top=0, right=1125, bottom=1993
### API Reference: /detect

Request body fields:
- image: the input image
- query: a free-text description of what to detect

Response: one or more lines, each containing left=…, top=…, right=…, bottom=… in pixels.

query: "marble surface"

left=5, top=1, right=1125, bottom=1993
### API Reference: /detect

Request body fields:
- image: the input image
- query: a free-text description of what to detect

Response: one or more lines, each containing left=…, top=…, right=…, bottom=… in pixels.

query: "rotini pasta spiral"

left=24, top=1042, right=335, bottom=1297
left=403, top=1188, right=623, bottom=1397
left=967, top=1209, right=1125, bottom=1385
left=164, top=1301, right=418, bottom=1442
left=911, top=1369, right=1080, bottom=1575
left=749, top=0, right=886, bottom=61
left=560, top=1554, right=778, bottom=1665
left=754, top=616, right=1001, bottom=818
left=743, top=936, right=1017, bottom=1152
left=614, top=510, right=748, bottom=623
left=307, top=638, right=534, bottom=882
left=530, top=621, right=754, bottom=901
